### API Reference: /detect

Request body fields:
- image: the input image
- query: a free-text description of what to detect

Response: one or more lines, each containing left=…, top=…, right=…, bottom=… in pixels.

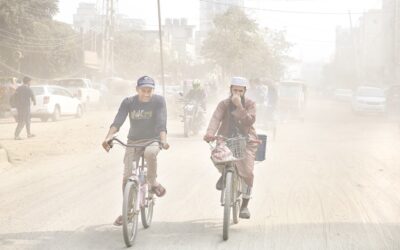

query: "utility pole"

left=394, top=0, right=399, bottom=81
left=102, top=0, right=115, bottom=77
left=157, top=0, right=166, bottom=96
left=348, top=10, right=360, bottom=85
left=110, top=0, right=115, bottom=77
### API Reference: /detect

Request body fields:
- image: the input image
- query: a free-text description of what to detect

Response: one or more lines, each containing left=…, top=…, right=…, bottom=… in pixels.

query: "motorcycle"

left=182, top=100, right=205, bottom=137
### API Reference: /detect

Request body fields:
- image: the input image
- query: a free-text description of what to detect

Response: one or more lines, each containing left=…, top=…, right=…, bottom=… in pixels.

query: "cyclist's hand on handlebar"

left=203, top=134, right=215, bottom=143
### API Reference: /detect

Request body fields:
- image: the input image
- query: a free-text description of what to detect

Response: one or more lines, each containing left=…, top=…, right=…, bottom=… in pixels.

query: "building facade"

left=383, top=0, right=400, bottom=83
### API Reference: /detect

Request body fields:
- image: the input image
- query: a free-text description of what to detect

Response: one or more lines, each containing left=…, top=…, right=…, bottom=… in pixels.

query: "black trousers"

left=14, top=108, right=31, bottom=137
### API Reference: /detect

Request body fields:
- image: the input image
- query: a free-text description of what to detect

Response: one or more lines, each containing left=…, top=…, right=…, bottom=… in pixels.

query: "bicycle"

left=208, top=135, right=247, bottom=241
left=108, top=137, right=161, bottom=247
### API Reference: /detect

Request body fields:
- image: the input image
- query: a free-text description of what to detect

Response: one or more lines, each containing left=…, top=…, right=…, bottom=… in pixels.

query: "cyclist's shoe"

left=216, top=176, right=223, bottom=190
left=151, top=184, right=166, bottom=197
left=239, top=207, right=251, bottom=219
left=113, top=215, right=123, bottom=226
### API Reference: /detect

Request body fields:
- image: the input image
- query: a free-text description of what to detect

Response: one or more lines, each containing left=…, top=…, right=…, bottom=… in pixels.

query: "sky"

left=54, top=0, right=383, bottom=63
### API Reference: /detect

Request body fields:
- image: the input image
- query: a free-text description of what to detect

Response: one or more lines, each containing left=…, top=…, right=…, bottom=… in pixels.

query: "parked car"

left=13, top=85, right=83, bottom=122
left=54, top=78, right=100, bottom=106
left=333, top=88, right=353, bottom=101
left=352, top=86, right=386, bottom=114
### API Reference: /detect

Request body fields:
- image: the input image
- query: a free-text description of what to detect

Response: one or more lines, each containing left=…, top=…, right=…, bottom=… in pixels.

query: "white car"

left=352, top=86, right=386, bottom=114
left=14, top=85, right=83, bottom=122
left=54, top=78, right=101, bottom=105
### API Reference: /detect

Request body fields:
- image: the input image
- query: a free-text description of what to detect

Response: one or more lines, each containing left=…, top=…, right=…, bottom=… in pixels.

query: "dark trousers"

left=14, top=108, right=31, bottom=137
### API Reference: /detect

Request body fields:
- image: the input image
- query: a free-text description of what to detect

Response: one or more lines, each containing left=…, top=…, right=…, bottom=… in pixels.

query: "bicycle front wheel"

left=223, top=171, right=233, bottom=241
left=232, top=174, right=241, bottom=224
left=141, top=188, right=154, bottom=228
left=123, top=181, right=139, bottom=247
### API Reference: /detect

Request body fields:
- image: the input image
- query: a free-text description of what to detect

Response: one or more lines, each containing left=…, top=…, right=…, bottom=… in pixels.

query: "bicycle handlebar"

left=108, top=137, right=161, bottom=149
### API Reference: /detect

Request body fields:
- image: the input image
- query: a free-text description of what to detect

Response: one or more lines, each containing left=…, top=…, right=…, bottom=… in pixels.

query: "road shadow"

left=0, top=220, right=222, bottom=250
left=0, top=224, right=122, bottom=250
left=0, top=222, right=399, bottom=250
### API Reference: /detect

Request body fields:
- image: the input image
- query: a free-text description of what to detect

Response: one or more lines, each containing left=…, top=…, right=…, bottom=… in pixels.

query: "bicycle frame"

left=109, top=137, right=159, bottom=212
left=207, top=137, right=244, bottom=206
left=109, top=137, right=160, bottom=247
left=207, top=135, right=247, bottom=240
left=126, top=155, right=150, bottom=212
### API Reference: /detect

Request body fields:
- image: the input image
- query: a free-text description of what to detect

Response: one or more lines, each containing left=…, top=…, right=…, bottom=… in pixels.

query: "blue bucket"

left=255, top=134, right=267, bottom=162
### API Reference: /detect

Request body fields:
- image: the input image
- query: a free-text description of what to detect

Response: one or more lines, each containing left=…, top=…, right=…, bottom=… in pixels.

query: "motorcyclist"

left=203, top=76, right=259, bottom=219
left=185, top=79, right=207, bottom=111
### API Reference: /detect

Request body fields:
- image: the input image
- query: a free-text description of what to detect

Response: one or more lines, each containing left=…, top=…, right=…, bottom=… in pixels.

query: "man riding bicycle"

left=102, top=76, right=169, bottom=226
left=203, top=76, right=259, bottom=219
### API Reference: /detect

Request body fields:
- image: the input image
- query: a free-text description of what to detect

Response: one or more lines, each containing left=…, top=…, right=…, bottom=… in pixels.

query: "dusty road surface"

left=1, top=99, right=400, bottom=250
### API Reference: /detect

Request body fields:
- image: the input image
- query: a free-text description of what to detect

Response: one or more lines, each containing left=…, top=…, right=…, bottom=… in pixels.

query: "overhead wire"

left=0, top=38, right=94, bottom=53
left=0, top=17, right=104, bottom=48
left=0, top=33, right=89, bottom=48
left=199, top=0, right=373, bottom=16
left=0, top=60, right=86, bottom=81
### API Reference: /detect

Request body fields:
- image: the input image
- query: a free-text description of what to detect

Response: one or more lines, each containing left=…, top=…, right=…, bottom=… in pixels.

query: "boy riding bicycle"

left=102, top=76, right=169, bottom=226
left=204, top=76, right=259, bottom=219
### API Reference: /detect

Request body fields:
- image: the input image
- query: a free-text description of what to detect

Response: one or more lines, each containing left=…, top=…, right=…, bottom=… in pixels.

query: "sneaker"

left=113, top=215, right=123, bottom=226
left=239, top=207, right=251, bottom=219
left=27, top=134, right=35, bottom=138
left=216, top=176, right=223, bottom=190
left=14, top=136, right=23, bottom=140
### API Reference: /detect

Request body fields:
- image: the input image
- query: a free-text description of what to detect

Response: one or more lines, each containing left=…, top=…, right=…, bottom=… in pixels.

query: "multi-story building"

left=116, top=17, right=145, bottom=32
left=358, top=10, right=384, bottom=83
left=73, top=3, right=102, bottom=33
left=164, top=18, right=196, bottom=60
left=332, top=9, right=388, bottom=86
left=332, top=27, right=358, bottom=86
left=383, top=0, right=400, bottom=83
left=73, top=3, right=145, bottom=33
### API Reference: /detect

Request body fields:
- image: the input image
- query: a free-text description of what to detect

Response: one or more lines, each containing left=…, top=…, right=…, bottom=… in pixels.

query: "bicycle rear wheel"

left=141, top=187, right=154, bottom=228
left=223, top=171, right=233, bottom=241
left=123, top=181, right=139, bottom=247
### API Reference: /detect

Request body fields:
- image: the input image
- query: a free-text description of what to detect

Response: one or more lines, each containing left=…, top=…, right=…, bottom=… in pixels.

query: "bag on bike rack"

left=255, top=134, right=267, bottom=161
left=211, top=141, right=237, bottom=163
